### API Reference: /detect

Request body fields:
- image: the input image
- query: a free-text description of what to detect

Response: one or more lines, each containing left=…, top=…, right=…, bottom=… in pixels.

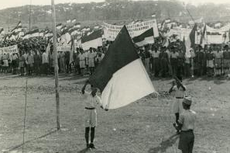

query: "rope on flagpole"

left=22, top=78, right=28, bottom=153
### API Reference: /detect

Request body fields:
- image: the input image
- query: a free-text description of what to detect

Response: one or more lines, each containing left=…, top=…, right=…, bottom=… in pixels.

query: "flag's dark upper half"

left=89, top=26, right=139, bottom=91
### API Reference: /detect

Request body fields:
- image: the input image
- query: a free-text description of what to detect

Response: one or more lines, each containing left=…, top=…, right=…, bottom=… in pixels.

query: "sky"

left=1, top=0, right=230, bottom=10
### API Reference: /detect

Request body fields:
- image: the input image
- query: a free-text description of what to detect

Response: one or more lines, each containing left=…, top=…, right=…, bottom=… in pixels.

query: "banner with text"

left=0, top=45, right=18, bottom=54
left=103, top=19, right=159, bottom=41
left=57, top=44, right=71, bottom=52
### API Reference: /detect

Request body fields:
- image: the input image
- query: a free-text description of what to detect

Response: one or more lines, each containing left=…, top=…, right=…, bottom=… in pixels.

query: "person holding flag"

left=81, top=25, right=156, bottom=150
left=81, top=80, right=106, bottom=149
left=169, top=75, right=186, bottom=134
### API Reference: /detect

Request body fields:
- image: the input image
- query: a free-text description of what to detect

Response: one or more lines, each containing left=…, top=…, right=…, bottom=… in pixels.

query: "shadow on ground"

left=148, top=134, right=179, bottom=153
left=5, top=129, right=57, bottom=153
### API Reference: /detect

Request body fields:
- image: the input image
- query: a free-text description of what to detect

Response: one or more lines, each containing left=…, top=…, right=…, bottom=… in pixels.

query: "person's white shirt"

left=42, top=52, right=49, bottom=64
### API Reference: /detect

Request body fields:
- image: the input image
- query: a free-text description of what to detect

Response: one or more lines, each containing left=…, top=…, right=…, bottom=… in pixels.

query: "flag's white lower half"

left=82, top=37, right=102, bottom=50
left=135, top=36, right=154, bottom=47
left=101, top=59, right=156, bottom=109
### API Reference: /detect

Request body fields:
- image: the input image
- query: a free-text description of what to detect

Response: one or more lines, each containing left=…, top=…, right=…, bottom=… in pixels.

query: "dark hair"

left=91, top=88, right=98, bottom=97
left=183, top=102, right=191, bottom=110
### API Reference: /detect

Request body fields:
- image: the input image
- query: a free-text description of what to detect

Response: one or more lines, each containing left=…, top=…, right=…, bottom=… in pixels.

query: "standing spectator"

left=177, top=49, right=185, bottom=77
left=184, top=50, right=192, bottom=77
left=151, top=46, right=160, bottom=77
left=65, top=51, right=70, bottom=73
left=49, top=51, right=55, bottom=74
left=206, top=49, right=214, bottom=76
left=170, top=47, right=179, bottom=76
left=196, top=47, right=205, bottom=76
left=84, top=50, right=89, bottom=74
left=79, top=49, right=86, bottom=76
left=88, top=48, right=96, bottom=75
left=34, top=51, right=41, bottom=75
left=12, top=53, right=18, bottom=74
left=95, top=51, right=105, bottom=67
left=2, top=53, right=9, bottom=73
left=173, top=96, right=196, bottom=153
left=60, top=51, right=65, bottom=73
left=19, top=52, right=25, bottom=76
left=42, top=51, right=49, bottom=75
left=73, top=50, right=80, bottom=75
left=223, top=46, right=230, bottom=75
left=160, top=48, right=169, bottom=77
left=23, top=51, right=29, bottom=75
left=214, top=48, right=223, bottom=76
left=8, top=53, right=12, bottom=73
left=144, top=46, right=151, bottom=74
left=27, top=51, right=34, bottom=75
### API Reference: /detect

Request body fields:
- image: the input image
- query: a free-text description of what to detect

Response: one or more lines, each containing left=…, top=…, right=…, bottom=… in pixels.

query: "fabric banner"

left=204, top=25, right=229, bottom=44
left=167, top=27, right=191, bottom=41
left=57, top=44, right=71, bottom=52
left=0, top=45, right=18, bottom=54
left=103, top=19, right=159, bottom=41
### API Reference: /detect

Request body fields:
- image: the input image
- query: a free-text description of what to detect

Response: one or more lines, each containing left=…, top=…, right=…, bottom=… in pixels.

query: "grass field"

left=0, top=74, right=230, bottom=153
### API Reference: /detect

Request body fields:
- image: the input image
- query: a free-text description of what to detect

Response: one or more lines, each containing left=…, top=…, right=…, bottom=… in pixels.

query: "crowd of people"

left=0, top=36, right=230, bottom=79
left=0, top=38, right=107, bottom=76
left=139, top=40, right=230, bottom=78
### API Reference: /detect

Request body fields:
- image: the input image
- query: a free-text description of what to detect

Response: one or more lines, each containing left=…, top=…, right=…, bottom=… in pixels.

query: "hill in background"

left=0, top=0, right=230, bottom=30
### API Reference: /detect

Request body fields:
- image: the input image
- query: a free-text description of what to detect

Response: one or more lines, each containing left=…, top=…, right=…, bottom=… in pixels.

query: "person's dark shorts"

left=178, top=130, right=194, bottom=153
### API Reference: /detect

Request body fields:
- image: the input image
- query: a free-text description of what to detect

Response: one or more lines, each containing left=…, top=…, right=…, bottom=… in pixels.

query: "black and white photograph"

left=0, top=0, right=230, bottom=152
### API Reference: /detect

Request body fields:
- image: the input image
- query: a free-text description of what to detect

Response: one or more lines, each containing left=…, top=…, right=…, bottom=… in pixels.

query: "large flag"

left=185, top=24, right=197, bottom=51
left=89, top=26, right=156, bottom=109
left=81, top=29, right=103, bottom=50
left=185, top=23, right=197, bottom=57
left=200, top=24, right=207, bottom=48
left=190, top=23, right=197, bottom=50
left=132, top=28, right=154, bottom=47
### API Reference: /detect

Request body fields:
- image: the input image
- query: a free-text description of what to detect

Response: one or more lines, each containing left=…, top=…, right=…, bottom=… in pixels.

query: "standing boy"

left=173, top=96, right=196, bottom=153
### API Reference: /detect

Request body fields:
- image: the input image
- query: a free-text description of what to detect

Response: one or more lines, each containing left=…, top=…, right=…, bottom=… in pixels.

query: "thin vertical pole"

left=29, top=0, right=32, bottom=31
left=22, top=79, right=28, bottom=153
left=51, top=0, right=60, bottom=130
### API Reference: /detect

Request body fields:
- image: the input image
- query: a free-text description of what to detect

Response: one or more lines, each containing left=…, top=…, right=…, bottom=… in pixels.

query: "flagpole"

left=51, top=0, right=60, bottom=130
left=29, top=0, right=32, bottom=31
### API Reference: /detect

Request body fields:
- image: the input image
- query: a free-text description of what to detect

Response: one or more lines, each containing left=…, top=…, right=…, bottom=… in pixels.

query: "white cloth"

left=42, top=52, right=49, bottom=64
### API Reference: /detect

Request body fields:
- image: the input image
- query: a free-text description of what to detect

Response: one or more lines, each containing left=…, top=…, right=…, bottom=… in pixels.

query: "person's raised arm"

left=81, top=80, right=90, bottom=94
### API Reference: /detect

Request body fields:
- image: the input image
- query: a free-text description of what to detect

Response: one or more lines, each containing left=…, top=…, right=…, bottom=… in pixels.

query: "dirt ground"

left=0, top=74, right=230, bottom=153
